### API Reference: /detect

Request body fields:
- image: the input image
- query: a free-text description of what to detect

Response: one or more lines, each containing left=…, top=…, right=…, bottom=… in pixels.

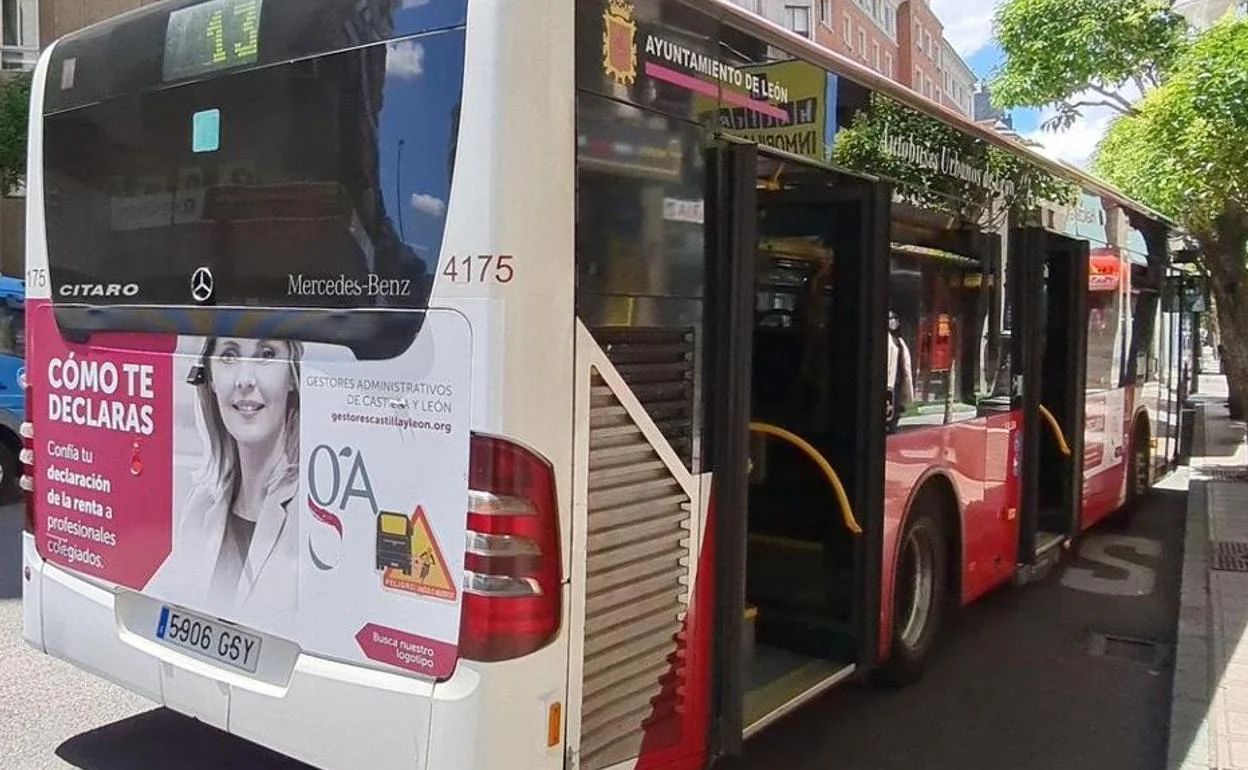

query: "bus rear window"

left=42, top=29, right=464, bottom=310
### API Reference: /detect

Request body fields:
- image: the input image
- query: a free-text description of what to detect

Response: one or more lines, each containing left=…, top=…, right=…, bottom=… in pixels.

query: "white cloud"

left=1021, top=83, right=1144, bottom=169
left=411, top=193, right=447, bottom=218
left=1023, top=112, right=1116, bottom=169
left=386, top=40, right=425, bottom=79
left=930, top=0, right=1004, bottom=59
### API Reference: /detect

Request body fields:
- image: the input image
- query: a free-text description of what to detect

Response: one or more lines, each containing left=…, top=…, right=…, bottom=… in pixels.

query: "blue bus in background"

left=0, top=277, right=24, bottom=500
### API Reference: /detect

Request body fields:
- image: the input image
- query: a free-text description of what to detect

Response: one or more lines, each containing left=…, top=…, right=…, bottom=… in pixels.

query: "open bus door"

left=1013, top=228, right=1089, bottom=578
left=705, top=142, right=888, bottom=761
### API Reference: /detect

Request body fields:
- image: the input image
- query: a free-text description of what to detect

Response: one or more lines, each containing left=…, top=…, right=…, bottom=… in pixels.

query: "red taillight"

left=20, top=368, right=33, bottom=534
left=458, top=434, right=561, bottom=662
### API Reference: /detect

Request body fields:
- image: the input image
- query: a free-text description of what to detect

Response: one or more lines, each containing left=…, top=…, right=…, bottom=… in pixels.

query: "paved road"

left=1, top=470, right=1186, bottom=770
left=745, top=470, right=1188, bottom=770
left=0, top=505, right=308, bottom=770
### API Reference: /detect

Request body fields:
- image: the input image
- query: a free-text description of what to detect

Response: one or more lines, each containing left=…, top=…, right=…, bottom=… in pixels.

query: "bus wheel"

left=0, top=440, right=18, bottom=503
left=878, top=499, right=948, bottom=687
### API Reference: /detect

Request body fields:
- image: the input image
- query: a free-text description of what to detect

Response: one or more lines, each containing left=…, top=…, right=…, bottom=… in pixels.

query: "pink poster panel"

left=30, top=302, right=175, bottom=588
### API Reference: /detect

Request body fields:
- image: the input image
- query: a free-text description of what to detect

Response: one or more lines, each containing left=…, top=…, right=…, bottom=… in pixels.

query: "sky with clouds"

left=929, top=0, right=1132, bottom=169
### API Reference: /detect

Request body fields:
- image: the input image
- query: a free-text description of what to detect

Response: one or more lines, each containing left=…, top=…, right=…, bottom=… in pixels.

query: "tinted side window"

left=888, top=247, right=988, bottom=431
left=575, top=93, right=706, bottom=470
left=1086, top=284, right=1122, bottom=391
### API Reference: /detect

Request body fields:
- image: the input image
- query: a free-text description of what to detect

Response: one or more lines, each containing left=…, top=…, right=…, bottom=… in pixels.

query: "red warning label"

left=381, top=507, right=458, bottom=602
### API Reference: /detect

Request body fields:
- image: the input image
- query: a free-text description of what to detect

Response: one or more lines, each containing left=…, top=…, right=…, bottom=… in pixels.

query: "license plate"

left=155, top=606, right=262, bottom=673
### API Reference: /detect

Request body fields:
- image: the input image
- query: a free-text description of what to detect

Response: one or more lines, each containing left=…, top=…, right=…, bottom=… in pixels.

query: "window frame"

left=784, top=4, right=812, bottom=37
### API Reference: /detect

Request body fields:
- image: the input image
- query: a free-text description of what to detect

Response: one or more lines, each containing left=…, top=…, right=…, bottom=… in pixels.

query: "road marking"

left=1061, top=535, right=1161, bottom=596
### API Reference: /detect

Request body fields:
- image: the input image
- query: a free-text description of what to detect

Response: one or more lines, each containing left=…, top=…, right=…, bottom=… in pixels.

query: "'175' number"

left=441, top=254, right=515, bottom=285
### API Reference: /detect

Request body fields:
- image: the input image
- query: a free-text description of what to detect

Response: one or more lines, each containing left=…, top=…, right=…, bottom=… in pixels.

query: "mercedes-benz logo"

left=190, top=267, right=214, bottom=304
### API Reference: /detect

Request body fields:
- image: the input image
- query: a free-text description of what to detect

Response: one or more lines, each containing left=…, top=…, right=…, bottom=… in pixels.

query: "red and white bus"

left=20, top=0, right=1190, bottom=769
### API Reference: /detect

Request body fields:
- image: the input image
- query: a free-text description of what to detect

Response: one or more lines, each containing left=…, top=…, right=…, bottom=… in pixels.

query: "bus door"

left=705, top=144, right=889, bottom=755
left=1014, top=228, right=1089, bottom=575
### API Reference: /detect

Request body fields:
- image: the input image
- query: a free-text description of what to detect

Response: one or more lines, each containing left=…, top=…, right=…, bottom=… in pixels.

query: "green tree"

left=0, top=72, right=30, bottom=195
left=831, top=91, right=1077, bottom=225
left=990, top=0, right=1187, bottom=130
left=1096, top=18, right=1248, bottom=415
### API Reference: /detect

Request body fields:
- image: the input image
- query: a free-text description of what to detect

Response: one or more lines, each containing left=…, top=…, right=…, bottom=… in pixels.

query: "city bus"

left=19, top=0, right=1189, bottom=769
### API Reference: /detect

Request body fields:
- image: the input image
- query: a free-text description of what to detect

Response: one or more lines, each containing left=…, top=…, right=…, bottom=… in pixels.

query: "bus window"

left=575, top=92, right=705, bottom=470
left=0, top=300, right=24, bottom=358
left=1087, top=252, right=1124, bottom=391
left=887, top=244, right=987, bottom=430
left=43, top=30, right=465, bottom=314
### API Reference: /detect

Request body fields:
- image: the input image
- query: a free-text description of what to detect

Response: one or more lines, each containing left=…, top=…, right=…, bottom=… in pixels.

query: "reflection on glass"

left=44, top=29, right=465, bottom=310
left=0, top=304, right=22, bottom=357
left=574, top=92, right=706, bottom=472
left=888, top=243, right=989, bottom=430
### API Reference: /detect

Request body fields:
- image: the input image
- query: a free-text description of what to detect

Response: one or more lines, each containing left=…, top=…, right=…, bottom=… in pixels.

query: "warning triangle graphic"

left=381, top=506, right=458, bottom=602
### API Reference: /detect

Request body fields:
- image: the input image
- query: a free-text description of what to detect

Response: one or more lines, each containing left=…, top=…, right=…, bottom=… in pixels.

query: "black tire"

left=0, top=440, right=19, bottom=504
left=877, top=497, right=949, bottom=687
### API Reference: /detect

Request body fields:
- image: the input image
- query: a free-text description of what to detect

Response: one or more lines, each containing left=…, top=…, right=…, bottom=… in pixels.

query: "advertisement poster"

left=31, top=303, right=472, bottom=679
left=694, top=59, right=838, bottom=163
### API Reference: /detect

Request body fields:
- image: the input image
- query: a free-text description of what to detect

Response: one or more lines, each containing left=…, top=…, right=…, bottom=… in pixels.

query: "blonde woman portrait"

left=155, top=336, right=303, bottom=622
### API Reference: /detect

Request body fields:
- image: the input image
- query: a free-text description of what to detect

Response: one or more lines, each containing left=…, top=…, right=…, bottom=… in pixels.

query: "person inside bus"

left=158, top=337, right=303, bottom=621
left=886, top=309, right=915, bottom=433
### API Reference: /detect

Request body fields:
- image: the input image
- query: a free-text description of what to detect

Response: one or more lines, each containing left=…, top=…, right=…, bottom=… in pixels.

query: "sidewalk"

left=1168, top=373, right=1248, bottom=770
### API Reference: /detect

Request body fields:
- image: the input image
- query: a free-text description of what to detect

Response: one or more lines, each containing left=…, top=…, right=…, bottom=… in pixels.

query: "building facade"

left=814, top=0, right=899, bottom=82
left=39, top=0, right=161, bottom=47
left=728, top=0, right=816, bottom=39
left=939, top=38, right=974, bottom=116
left=897, top=0, right=943, bottom=102
left=1, top=0, right=38, bottom=70
left=734, top=0, right=978, bottom=116
left=973, top=83, right=1013, bottom=129
left=1174, top=0, right=1244, bottom=30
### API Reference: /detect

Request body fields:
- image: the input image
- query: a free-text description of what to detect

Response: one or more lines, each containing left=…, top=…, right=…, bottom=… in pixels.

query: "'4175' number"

left=441, top=254, right=515, bottom=284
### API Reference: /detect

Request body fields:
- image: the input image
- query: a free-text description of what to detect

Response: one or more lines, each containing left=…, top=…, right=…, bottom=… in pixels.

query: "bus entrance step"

left=1014, top=531, right=1067, bottom=585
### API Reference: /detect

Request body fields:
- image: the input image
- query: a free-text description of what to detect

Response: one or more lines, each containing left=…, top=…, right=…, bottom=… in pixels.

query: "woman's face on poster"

left=210, top=338, right=295, bottom=446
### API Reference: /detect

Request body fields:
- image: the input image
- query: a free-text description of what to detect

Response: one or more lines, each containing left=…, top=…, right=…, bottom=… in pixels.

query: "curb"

left=1167, top=402, right=1215, bottom=770
left=1168, top=476, right=1213, bottom=770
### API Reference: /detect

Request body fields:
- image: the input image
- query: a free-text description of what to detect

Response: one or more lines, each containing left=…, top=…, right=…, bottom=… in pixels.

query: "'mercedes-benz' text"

left=288, top=274, right=412, bottom=298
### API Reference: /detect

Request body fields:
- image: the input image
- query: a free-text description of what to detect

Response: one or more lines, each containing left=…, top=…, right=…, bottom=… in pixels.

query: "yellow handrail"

left=1037, top=405, right=1073, bottom=458
left=748, top=422, right=863, bottom=536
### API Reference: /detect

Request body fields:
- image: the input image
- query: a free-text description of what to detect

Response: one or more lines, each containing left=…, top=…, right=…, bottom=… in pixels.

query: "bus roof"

left=704, top=0, right=1177, bottom=230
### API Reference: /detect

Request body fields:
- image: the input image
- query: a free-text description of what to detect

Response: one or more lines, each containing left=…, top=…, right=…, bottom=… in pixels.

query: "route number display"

left=164, top=0, right=263, bottom=81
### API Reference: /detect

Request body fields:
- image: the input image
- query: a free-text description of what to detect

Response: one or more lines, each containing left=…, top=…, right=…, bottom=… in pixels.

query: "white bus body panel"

left=25, top=533, right=573, bottom=770
left=21, top=532, right=44, bottom=652
left=22, top=0, right=576, bottom=766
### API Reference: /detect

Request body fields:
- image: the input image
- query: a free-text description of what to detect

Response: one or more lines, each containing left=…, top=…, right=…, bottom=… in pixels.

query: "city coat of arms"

left=603, top=0, right=638, bottom=86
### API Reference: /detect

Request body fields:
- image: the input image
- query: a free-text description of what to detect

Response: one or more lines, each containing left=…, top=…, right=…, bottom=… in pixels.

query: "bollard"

left=1179, top=404, right=1197, bottom=463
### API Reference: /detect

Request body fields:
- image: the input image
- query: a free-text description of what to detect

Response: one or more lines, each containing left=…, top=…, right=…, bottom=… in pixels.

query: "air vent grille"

left=578, top=369, right=692, bottom=770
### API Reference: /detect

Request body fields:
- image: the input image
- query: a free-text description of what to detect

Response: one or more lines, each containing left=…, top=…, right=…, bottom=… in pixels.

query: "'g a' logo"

left=306, top=445, right=379, bottom=571
left=603, top=0, right=638, bottom=87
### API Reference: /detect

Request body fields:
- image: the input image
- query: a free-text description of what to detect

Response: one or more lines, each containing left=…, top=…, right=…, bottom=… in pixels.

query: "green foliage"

left=0, top=72, right=31, bottom=196
left=1095, top=17, right=1248, bottom=238
left=831, top=92, right=1077, bottom=224
left=990, top=0, right=1188, bottom=129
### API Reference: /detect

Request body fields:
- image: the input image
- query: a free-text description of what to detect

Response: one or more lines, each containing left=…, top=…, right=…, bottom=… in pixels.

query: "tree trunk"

left=1214, top=286, right=1248, bottom=418
left=1199, top=216, right=1248, bottom=419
